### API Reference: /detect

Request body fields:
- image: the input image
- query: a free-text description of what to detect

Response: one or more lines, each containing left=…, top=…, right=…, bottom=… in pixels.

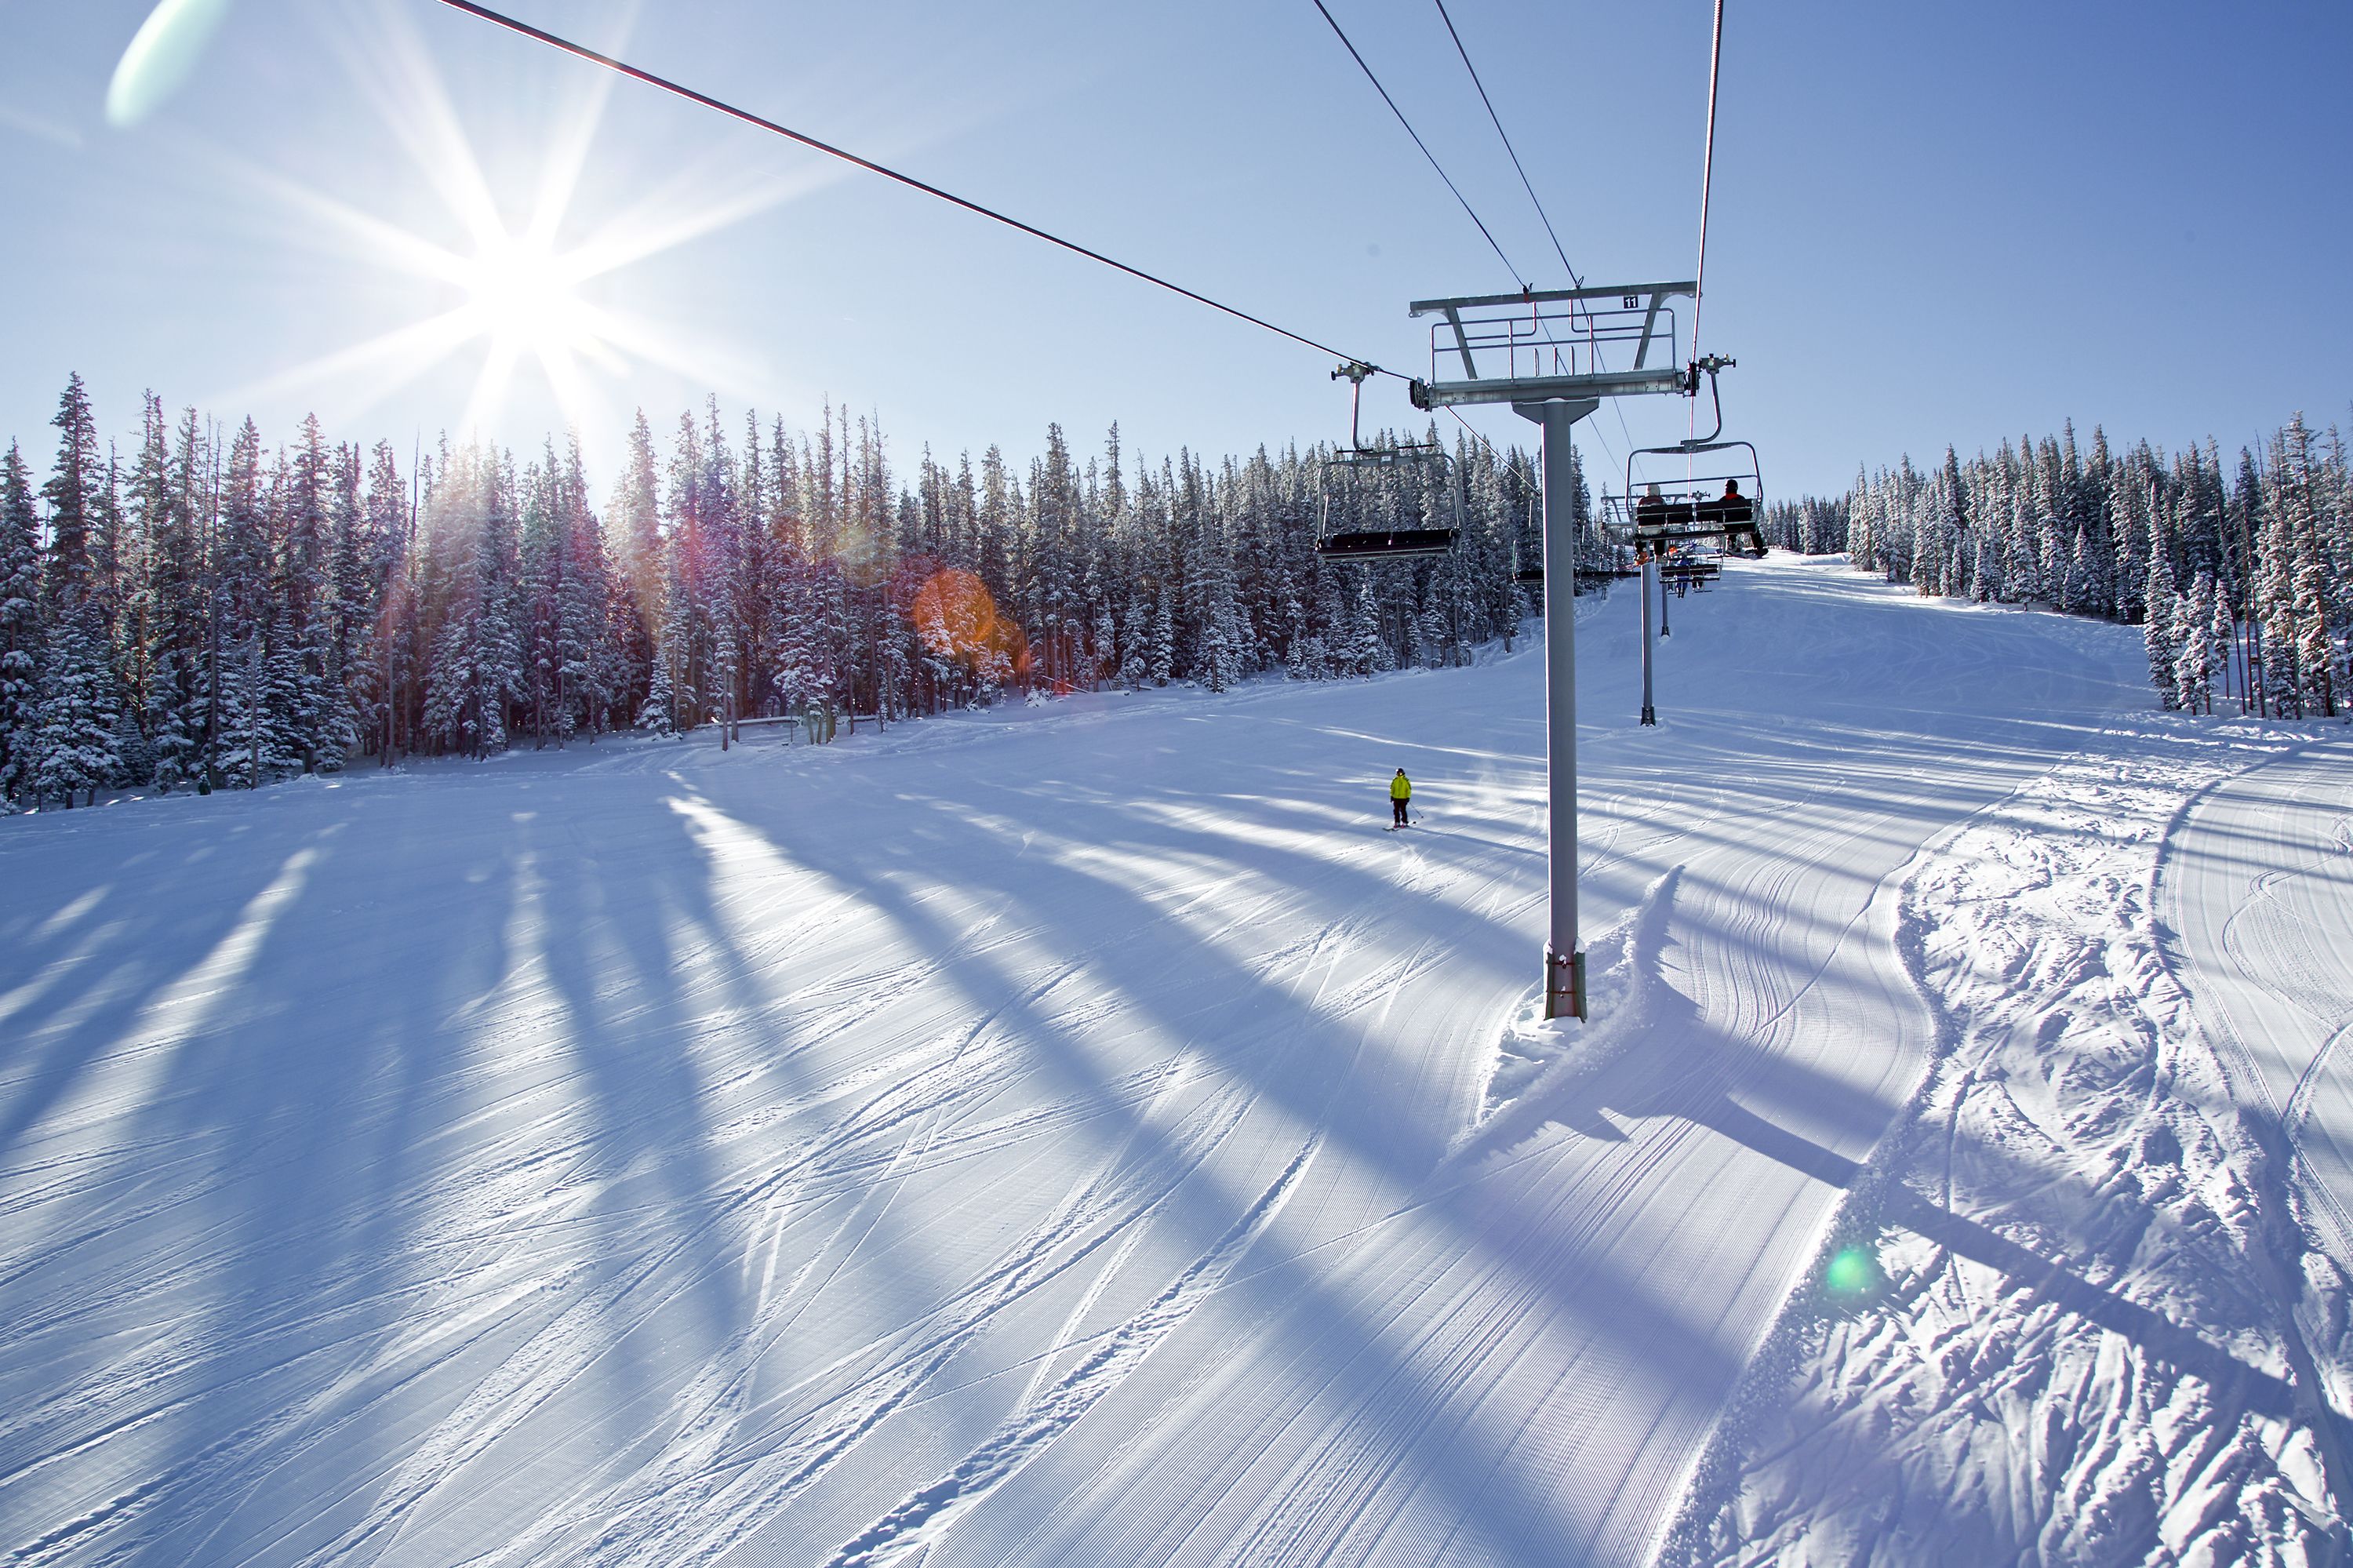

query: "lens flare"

left=1824, top=1246, right=1881, bottom=1299
left=911, top=569, right=1029, bottom=679
left=202, top=5, right=808, bottom=443
left=107, top=0, right=235, bottom=129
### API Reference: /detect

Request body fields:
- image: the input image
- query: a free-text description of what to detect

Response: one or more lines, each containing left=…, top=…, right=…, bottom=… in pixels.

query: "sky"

left=2, top=0, right=2348, bottom=503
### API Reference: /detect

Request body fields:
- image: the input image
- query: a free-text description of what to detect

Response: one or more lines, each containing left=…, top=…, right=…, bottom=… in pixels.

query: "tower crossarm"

left=1406, top=281, right=1698, bottom=410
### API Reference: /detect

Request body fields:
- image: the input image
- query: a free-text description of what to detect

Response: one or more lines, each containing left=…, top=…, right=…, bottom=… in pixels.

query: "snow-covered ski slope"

left=2166, top=742, right=2353, bottom=1254
left=2, top=556, right=2302, bottom=1566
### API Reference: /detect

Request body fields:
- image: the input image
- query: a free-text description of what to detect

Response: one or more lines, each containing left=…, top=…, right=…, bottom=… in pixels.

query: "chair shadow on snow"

left=655, top=761, right=1747, bottom=1563
left=0, top=721, right=2135, bottom=1564
left=0, top=777, right=785, bottom=1563
left=0, top=580, right=2208, bottom=1565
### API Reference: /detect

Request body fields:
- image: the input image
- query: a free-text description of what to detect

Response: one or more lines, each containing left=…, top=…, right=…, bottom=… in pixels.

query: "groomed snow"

left=2, top=557, right=2338, bottom=1565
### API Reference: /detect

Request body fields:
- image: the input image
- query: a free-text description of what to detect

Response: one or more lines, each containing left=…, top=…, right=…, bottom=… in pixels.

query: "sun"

left=199, top=5, right=812, bottom=446
left=460, top=232, right=591, bottom=358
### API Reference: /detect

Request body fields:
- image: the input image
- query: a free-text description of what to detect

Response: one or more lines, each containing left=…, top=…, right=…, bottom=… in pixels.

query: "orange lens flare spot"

left=911, top=568, right=1030, bottom=678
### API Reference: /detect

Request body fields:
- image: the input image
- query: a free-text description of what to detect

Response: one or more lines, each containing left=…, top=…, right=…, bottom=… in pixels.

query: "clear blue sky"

left=2, top=0, right=2347, bottom=500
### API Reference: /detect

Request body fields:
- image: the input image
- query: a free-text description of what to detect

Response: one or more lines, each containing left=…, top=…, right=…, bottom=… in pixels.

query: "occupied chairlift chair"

left=1315, top=362, right=1465, bottom=562
left=1598, top=358, right=1766, bottom=566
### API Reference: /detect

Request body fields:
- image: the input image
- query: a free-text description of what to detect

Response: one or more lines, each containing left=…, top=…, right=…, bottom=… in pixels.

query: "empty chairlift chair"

left=1315, top=361, right=1464, bottom=562
left=1316, top=445, right=1466, bottom=561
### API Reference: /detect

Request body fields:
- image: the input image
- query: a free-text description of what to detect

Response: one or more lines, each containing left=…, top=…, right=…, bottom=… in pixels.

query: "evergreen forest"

left=5, top=376, right=2347, bottom=813
left=1762, top=414, right=2351, bottom=719
left=0, top=376, right=1566, bottom=806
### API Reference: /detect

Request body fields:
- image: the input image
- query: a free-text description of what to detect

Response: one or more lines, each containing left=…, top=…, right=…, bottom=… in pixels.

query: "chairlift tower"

left=1406, top=280, right=1701, bottom=1020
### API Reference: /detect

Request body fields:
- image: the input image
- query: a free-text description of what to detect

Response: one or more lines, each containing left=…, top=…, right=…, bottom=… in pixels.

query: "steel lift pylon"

left=1406, top=281, right=1709, bottom=1020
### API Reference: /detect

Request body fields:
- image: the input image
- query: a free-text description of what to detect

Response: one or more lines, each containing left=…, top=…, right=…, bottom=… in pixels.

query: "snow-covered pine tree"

left=215, top=631, right=267, bottom=788
left=275, top=413, right=337, bottom=771
left=359, top=441, right=416, bottom=761
left=418, top=446, right=525, bottom=756
left=638, top=540, right=690, bottom=734
left=116, top=394, right=167, bottom=743
left=2207, top=562, right=2238, bottom=712
left=1119, top=591, right=1149, bottom=691
left=1412, top=603, right=1444, bottom=669
left=208, top=420, right=271, bottom=778
left=596, top=413, right=656, bottom=725
left=2174, top=571, right=2216, bottom=715
left=1847, top=464, right=1878, bottom=572
left=261, top=606, right=308, bottom=778
left=2229, top=446, right=2268, bottom=717
left=309, top=439, right=365, bottom=769
left=1343, top=574, right=1387, bottom=675
left=2143, top=528, right=2180, bottom=708
left=1198, top=612, right=1232, bottom=693
left=32, top=602, right=122, bottom=806
left=518, top=451, right=565, bottom=744
left=125, top=397, right=203, bottom=787
left=2326, top=425, right=2353, bottom=712
left=2292, top=503, right=2337, bottom=719
left=107, top=699, right=151, bottom=791
left=2258, top=422, right=2312, bottom=717
left=2111, top=438, right=2158, bottom=625
left=558, top=434, right=617, bottom=738
left=144, top=649, right=194, bottom=791
left=0, top=443, right=42, bottom=802
left=40, top=374, right=106, bottom=617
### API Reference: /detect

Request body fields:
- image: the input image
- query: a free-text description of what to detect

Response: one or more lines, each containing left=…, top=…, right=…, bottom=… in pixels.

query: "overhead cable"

left=1423, top=0, right=1639, bottom=466
left=1429, top=0, right=1577, bottom=288
left=429, top=0, right=1398, bottom=376
left=1307, top=0, right=1528, bottom=292
left=1692, top=0, right=1726, bottom=362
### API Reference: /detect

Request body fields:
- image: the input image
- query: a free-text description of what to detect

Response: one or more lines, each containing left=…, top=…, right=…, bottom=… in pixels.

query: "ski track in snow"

left=0, top=557, right=2308, bottom=1565
left=1665, top=715, right=2353, bottom=1564
left=2160, top=741, right=2353, bottom=1260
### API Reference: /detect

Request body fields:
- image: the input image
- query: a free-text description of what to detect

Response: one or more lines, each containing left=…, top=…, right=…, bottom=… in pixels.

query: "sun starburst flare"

left=197, top=3, right=828, bottom=450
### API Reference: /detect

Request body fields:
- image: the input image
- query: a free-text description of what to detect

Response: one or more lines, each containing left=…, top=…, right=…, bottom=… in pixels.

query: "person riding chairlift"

left=1708, top=478, right=1764, bottom=557
left=1634, top=482, right=1668, bottom=537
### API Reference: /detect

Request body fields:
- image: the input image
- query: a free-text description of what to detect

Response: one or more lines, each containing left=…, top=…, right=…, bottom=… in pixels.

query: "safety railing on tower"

left=1408, top=282, right=1695, bottom=410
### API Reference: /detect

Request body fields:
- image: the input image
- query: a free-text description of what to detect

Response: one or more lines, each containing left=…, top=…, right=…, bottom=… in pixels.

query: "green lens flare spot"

left=107, top=0, right=236, bottom=129
left=1824, top=1246, right=1879, bottom=1298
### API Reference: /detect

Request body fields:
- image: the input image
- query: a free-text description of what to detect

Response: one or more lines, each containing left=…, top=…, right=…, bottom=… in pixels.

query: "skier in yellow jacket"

left=1390, top=768, right=1412, bottom=828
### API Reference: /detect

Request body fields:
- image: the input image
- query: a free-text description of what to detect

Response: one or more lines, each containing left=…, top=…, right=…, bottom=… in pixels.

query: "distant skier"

left=1390, top=768, right=1412, bottom=828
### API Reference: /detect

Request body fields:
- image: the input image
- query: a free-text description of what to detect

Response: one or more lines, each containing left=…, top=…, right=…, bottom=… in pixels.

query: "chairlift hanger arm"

left=1333, top=361, right=1373, bottom=453
left=1331, top=362, right=1439, bottom=456
left=1621, top=438, right=1760, bottom=498
left=1681, top=355, right=1736, bottom=440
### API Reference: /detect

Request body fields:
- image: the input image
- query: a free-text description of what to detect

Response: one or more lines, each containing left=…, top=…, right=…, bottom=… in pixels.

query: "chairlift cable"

left=1429, top=0, right=1576, bottom=289
left=1685, top=0, right=1726, bottom=459
left=1443, top=405, right=1619, bottom=549
left=429, top=0, right=1400, bottom=377
left=1307, top=0, right=1529, bottom=292
left=1422, top=0, right=1640, bottom=466
left=1692, top=0, right=1726, bottom=366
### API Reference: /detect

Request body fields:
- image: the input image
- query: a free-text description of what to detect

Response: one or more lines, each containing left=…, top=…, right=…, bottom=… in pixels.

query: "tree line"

left=1760, top=413, right=2351, bottom=719
left=1, top=374, right=1585, bottom=808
